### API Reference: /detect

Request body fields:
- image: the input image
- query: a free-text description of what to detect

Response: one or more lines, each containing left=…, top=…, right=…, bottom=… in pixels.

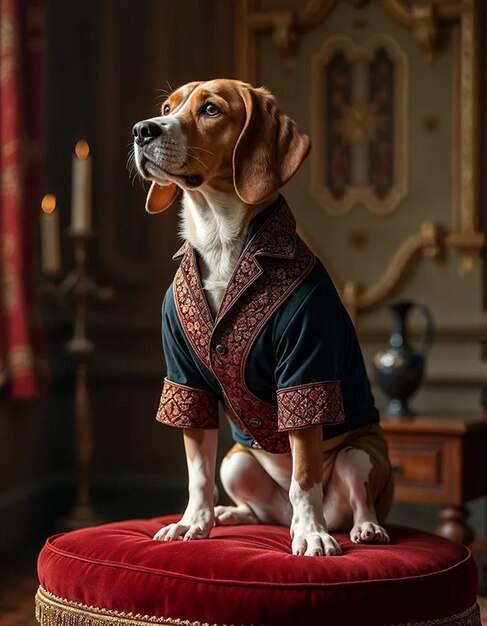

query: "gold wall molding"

left=235, top=0, right=462, bottom=76
left=236, top=0, right=339, bottom=76
left=377, top=0, right=461, bottom=66
left=300, top=222, right=444, bottom=323
left=446, top=0, right=483, bottom=275
left=310, top=34, right=408, bottom=216
left=235, top=0, right=485, bottom=320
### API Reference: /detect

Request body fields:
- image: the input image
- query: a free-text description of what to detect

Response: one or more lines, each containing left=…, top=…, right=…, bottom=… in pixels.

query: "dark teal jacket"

left=157, top=197, right=378, bottom=453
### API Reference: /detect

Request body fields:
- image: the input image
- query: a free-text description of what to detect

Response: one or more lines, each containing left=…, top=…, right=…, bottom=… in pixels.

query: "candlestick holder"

left=43, top=229, right=113, bottom=530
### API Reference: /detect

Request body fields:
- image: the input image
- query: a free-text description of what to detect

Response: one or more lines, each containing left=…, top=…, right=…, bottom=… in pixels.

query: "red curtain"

left=0, top=0, right=45, bottom=398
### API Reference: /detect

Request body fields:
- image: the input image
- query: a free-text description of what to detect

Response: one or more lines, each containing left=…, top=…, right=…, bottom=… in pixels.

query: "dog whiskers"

left=155, top=87, right=173, bottom=109
left=186, top=151, right=209, bottom=171
left=188, top=145, right=215, bottom=156
left=126, top=149, right=135, bottom=171
left=126, top=148, right=144, bottom=187
left=187, top=146, right=213, bottom=168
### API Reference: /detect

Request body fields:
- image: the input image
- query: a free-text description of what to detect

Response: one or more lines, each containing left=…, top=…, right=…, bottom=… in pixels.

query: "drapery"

left=0, top=0, right=45, bottom=398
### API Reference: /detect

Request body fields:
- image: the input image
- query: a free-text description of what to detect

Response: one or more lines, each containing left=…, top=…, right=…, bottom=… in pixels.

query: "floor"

left=0, top=546, right=39, bottom=626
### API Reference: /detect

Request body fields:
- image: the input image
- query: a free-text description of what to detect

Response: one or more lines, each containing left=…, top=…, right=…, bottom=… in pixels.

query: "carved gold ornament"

left=299, top=221, right=444, bottom=323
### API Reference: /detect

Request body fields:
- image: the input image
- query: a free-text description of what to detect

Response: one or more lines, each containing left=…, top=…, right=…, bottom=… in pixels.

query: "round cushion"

left=36, top=515, right=480, bottom=626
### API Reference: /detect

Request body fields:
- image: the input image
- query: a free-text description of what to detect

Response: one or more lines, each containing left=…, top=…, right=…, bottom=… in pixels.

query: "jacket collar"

left=172, top=195, right=296, bottom=262
left=173, top=196, right=300, bottom=325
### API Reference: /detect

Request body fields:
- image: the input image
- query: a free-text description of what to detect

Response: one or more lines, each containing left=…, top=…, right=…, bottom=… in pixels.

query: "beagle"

left=132, top=79, right=393, bottom=556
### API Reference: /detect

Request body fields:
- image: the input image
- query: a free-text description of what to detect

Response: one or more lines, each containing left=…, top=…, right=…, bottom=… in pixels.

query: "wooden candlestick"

left=43, top=230, right=113, bottom=529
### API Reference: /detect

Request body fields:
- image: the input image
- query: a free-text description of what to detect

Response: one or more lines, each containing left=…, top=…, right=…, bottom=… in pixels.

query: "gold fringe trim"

left=35, top=586, right=481, bottom=626
left=35, top=587, right=246, bottom=626
left=389, top=602, right=481, bottom=626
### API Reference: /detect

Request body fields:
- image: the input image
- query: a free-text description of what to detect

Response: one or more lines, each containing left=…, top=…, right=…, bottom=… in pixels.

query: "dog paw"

left=153, top=522, right=212, bottom=542
left=153, top=521, right=213, bottom=542
left=214, top=504, right=259, bottom=526
left=153, top=509, right=214, bottom=542
left=292, top=531, right=342, bottom=557
left=350, top=522, right=390, bottom=544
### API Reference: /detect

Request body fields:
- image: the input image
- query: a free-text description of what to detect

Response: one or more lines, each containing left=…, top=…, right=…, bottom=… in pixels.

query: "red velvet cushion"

left=37, top=515, right=478, bottom=626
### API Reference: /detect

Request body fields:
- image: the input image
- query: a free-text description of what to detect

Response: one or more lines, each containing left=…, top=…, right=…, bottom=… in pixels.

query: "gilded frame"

left=235, top=0, right=485, bottom=321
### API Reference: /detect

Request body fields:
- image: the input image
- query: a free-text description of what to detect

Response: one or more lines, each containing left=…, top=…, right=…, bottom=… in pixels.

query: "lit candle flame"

left=75, top=140, right=90, bottom=160
left=41, top=194, right=57, bottom=214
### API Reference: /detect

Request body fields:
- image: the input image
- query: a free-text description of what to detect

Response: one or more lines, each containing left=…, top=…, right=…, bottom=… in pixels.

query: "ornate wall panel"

left=235, top=0, right=485, bottom=324
left=311, top=34, right=408, bottom=215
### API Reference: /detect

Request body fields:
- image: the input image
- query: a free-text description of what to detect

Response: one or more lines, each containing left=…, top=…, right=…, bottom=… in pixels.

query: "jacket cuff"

left=276, top=380, right=345, bottom=431
left=156, top=378, right=219, bottom=429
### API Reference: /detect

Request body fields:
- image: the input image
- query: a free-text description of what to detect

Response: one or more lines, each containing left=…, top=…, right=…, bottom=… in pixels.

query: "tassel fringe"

left=390, top=602, right=481, bottom=626
left=35, top=587, right=241, bottom=626
left=35, top=585, right=480, bottom=626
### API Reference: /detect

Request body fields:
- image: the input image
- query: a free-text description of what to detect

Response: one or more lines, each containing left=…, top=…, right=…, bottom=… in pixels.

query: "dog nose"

left=132, top=121, right=162, bottom=146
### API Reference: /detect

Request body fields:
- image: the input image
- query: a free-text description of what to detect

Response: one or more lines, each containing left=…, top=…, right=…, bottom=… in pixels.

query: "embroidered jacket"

left=157, top=197, right=379, bottom=453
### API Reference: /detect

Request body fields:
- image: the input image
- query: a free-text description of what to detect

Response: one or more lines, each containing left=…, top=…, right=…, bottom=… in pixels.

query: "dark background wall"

left=0, top=0, right=236, bottom=552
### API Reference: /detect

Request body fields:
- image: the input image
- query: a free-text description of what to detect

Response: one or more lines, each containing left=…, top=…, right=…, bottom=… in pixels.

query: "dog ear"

left=233, top=87, right=311, bottom=205
left=145, top=182, right=179, bottom=213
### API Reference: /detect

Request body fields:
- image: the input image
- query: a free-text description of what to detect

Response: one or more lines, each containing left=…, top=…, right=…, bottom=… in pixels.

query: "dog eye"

left=163, top=104, right=170, bottom=115
left=202, top=103, right=220, bottom=117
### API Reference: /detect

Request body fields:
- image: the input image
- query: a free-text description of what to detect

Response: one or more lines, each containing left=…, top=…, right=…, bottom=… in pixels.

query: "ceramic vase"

left=373, top=300, right=433, bottom=418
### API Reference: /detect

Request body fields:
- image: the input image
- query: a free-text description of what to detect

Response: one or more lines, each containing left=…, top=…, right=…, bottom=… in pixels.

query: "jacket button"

left=215, top=344, right=227, bottom=356
left=249, top=417, right=262, bottom=428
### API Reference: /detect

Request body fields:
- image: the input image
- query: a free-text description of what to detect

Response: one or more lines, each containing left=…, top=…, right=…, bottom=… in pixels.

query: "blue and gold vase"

left=373, top=300, right=434, bottom=418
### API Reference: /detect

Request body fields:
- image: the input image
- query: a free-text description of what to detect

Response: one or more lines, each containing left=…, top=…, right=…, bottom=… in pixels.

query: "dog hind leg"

left=215, top=450, right=292, bottom=526
left=332, top=447, right=390, bottom=544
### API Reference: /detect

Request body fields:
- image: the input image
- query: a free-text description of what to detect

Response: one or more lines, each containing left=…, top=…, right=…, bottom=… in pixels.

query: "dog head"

left=132, top=79, right=311, bottom=213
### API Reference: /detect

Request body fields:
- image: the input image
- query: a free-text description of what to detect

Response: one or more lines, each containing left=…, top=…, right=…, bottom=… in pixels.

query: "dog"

left=132, top=79, right=393, bottom=556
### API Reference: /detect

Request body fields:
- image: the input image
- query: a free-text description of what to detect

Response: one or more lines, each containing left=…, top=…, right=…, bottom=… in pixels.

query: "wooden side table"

left=381, top=413, right=487, bottom=545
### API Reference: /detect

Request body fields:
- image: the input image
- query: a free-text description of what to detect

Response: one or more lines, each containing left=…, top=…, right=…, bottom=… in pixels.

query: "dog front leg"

left=153, top=428, right=217, bottom=542
left=288, top=426, right=342, bottom=556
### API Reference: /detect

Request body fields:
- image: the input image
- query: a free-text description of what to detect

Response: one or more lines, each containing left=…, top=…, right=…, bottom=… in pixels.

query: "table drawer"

left=389, top=445, right=442, bottom=486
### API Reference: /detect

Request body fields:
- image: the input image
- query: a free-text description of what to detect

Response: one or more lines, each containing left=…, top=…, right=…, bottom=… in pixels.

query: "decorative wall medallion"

left=311, top=35, right=408, bottom=216
left=347, top=228, right=369, bottom=249
left=423, top=115, right=440, bottom=133
left=352, top=16, right=368, bottom=30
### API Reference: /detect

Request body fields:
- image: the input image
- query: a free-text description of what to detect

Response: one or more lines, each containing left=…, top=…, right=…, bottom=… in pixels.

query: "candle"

left=40, top=194, right=61, bottom=275
left=71, top=140, right=92, bottom=233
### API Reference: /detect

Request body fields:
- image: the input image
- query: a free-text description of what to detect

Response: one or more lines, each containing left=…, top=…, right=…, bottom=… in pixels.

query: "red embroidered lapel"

left=172, top=200, right=315, bottom=452
left=215, top=199, right=298, bottom=323
left=173, top=244, right=213, bottom=369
